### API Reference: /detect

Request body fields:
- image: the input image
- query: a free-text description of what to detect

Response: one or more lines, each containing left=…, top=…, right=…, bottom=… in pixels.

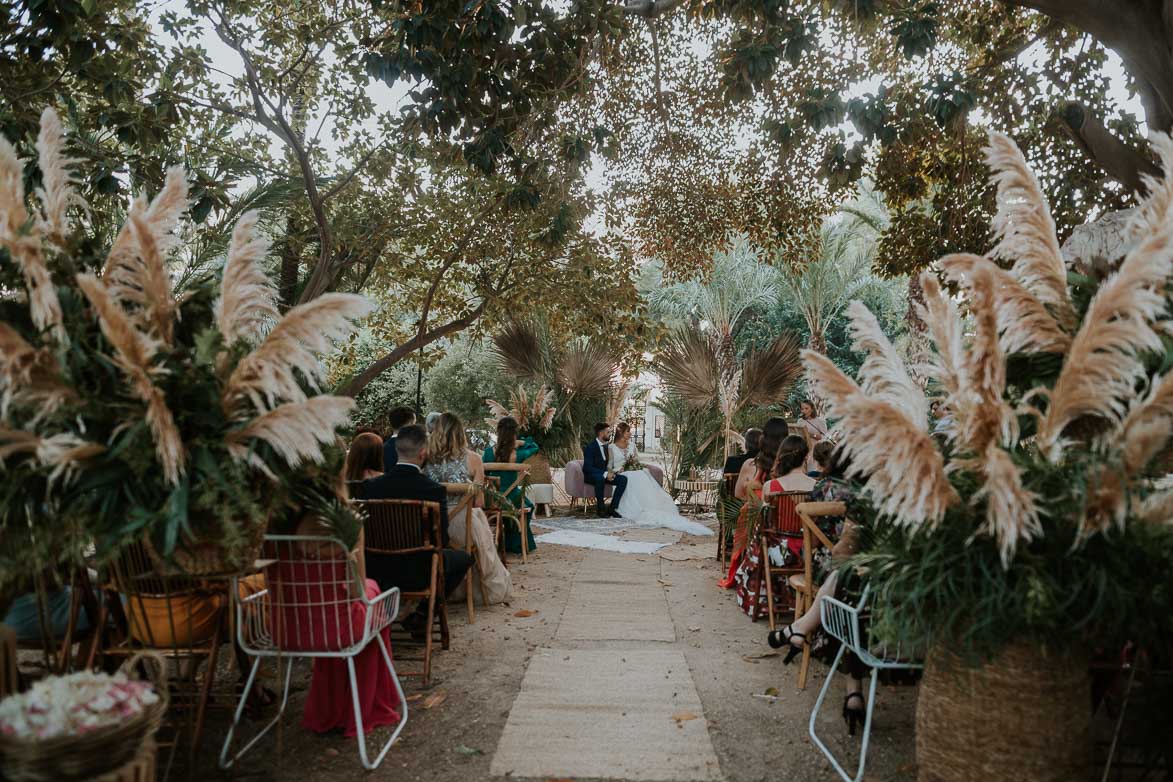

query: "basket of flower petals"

left=0, top=653, right=167, bottom=781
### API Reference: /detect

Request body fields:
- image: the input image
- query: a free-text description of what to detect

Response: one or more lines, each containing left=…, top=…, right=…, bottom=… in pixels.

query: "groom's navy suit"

left=582, top=438, right=626, bottom=515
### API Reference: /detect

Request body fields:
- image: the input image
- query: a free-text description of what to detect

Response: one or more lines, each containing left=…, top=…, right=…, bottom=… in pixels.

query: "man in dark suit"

left=582, top=422, right=625, bottom=518
left=722, top=427, right=763, bottom=476
left=381, top=406, right=417, bottom=469
left=358, top=424, right=472, bottom=632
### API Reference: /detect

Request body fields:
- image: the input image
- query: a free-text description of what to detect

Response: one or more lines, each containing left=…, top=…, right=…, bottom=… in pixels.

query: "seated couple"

left=348, top=421, right=511, bottom=612
left=583, top=422, right=712, bottom=536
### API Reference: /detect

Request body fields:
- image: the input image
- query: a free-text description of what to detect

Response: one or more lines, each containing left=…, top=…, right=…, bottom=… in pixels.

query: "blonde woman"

left=423, top=413, right=512, bottom=604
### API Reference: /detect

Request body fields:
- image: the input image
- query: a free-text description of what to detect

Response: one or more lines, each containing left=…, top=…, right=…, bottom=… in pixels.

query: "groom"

left=582, top=422, right=626, bottom=518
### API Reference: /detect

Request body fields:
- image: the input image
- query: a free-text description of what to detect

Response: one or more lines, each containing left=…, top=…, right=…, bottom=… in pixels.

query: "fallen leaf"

left=764, top=687, right=780, bottom=696
left=421, top=691, right=447, bottom=710
left=688, top=626, right=701, bottom=632
left=743, top=651, right=780, bottom=661
left=657, top=579, right=673, bottom=586
left=752, top=693, right=779, bottom=702
left=513, top=609, right=538, bottom=618
left=405, top=694, right=424, bottom=703
left=671, top=710, right=699, bottom=725
left=454, top=744, right=484, bottom=756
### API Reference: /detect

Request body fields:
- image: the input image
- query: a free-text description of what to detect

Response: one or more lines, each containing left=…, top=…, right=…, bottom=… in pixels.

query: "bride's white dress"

left=607, top=444, right=713, bottom=536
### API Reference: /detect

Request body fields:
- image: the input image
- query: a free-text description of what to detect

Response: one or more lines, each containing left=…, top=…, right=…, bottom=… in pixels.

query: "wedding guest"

left=483, top=416, right=539, bottom=554
left=358, top=425, right=473, bottom=636
left=722, top=428, right=762, bottom=477
left=382, top=406, right=416, bottom=468
left=345, top=432, right=384, bottom=483
left=424, top=413, right=512, bottom=604
left=720, top=417, right=789, bottom=589
left=764, top=435, right=816, bottom=496
left=425, top=411, right=442, bottom=433
left=796, top=399, right=829, bottom=473
left=809, top=440, right=835, bottom=478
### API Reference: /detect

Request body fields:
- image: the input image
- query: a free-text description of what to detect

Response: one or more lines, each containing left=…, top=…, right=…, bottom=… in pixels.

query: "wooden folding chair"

left=760, top=491, right=810, bottom=631
left=483, top=462, right=533, bottom=563
left=441, top=482, right=487, bottom=624
left=14, top=565, right=101, bottom=676
left=88, top=540, right=228, bottom=757
left=357, top=499, right=448, bottom=685
left=791, top=501, right=843, bottom=690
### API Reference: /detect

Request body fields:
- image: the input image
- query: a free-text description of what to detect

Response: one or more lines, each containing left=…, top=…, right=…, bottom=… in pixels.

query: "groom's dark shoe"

left=607, top=506, right=622, bottom=518
left=595, top=504, right=608, bottom=518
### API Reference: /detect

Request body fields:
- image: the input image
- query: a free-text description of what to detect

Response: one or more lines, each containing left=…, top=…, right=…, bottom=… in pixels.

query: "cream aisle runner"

left=490, top=551, right=723, bottom=781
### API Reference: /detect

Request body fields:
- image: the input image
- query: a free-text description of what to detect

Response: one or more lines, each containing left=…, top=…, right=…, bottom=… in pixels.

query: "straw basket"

left=916, top=642, right=1091, bottom=781
left=0, top=652, right=168, bottom=782
left=523, top=451, right=553, bottom=485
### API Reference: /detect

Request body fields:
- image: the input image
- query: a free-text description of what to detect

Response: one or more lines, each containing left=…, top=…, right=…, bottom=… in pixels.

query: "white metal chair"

left=219, top=535, right=408, bottom=771
left=809, top=584, right=922, bottom=782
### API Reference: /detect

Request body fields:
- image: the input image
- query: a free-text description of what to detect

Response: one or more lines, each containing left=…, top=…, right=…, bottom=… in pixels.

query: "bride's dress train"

left=617, top=470, right=712, bottom=536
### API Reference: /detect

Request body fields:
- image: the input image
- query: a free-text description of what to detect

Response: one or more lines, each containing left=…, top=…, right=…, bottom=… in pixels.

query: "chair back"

left=442, top=482, right=478, bottom=537
left=723, top=472, right=738, bottom=495
left=357, top=499, right=443, bottom=555
left=482, top=462, right=531, bottom=500
left=238, top=535, right=396, bottom=656
left=764, top=491, right=809, bottom=535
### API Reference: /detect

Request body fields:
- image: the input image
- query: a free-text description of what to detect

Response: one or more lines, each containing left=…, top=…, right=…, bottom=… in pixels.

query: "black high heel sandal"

left=766, top=625, right=805, bottom=664
left=842, top=692, right=865, bottom=736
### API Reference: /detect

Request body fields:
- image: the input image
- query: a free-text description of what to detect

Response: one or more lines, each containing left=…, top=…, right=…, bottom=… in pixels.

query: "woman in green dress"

left=482, top=416, right=538, bottom=555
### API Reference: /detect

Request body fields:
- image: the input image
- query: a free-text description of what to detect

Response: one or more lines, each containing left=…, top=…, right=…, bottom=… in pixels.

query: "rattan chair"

left=356, top=498, right=448, bottom=684
left=219, top=535, right=407, bottom=771
left=759, top=490, right=810, bottom=630
left=809, top=584, right=923, bottom=782
left=14, top=566, right=101, bottom=675
left=483, top=462, right=533, bottom=563
left=441, top=482, right=486, bottom=624
left=88, top=540, right=228, bottom=756
left=790, top=501, right=841, bottom=689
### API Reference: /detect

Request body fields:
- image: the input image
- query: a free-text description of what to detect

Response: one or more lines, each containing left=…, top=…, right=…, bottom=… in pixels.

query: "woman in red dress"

left=718, top=417, right=789, bottom=588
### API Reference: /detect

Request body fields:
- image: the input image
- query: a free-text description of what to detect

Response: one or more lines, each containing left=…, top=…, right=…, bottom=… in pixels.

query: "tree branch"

left=622, top=0, right=687, bottom=18
left=1059, top=101, right=1160, bottom=193
left=339, top=300, right=489, bottom=397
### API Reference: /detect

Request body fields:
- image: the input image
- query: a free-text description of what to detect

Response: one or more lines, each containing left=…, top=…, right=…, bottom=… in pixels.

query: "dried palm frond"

left=915, top=272, right=965, bottom=401
left=985, top=132, right=1075, bottom=328
left=655, top=328, right=718, bottom=409
left=491, top=321, right=547, bottom=380
left=970, top=443, right=1042, bottom=567
left=0, top=136, right=63, bottom=340
left=215, top=211, right=278, bottom=344
left=34, top=108, right=84, bottom=241
left=226, top=396, right=354, bottom=471
left=557, top=340, right=617, bottom=398
left=741, top=331, right=802, bottom=406
left=1036, top=217, right=1173, bottom=460
left=223, top=293, right=374, bottom=415
left=76, top=273, right=184, bottom=484
left=805, top=350, right=958, bottom=526
left=846, top=300, right=929, bottom=429
left=940, top=254, right=1070, bottom=355
left=1133, top=133, right=1173, bottom=238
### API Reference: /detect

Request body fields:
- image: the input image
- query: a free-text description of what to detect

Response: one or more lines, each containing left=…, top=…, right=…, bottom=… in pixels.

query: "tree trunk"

left=277, top=214, right=301, bottom=311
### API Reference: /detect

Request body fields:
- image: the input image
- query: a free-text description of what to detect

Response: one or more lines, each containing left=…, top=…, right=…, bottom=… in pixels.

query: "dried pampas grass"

left=216, top=211, right=277, bottom=344
left=805, top=350, right=958, bottom=526
left=223, top=293, right=374, bottom=415
left=970, top=444, right=1042, bottom=566
left=34, top=108, right=85, bottom=241
left=1036, top=214, right=1173, bottom=460
left=0, top=136, right=64, bottom=340
left=915, top=272, right=965, bottom=402
left=226, top=396, right=354, bottom=471
left=1139, top=490, right=1173, bottom=525
left=76, top=274, right=185, bottom=484
left=940, top=253, right=1070, bottom=355
left=985, top=132, right=1076, bottom=328
left=959, top=265, right=1017, bottom=453
left=1133, top=133, right=1173, bottom=238
left=846, top=300, right=929, bottom=429
left=0, top=323, right=71, bottom=420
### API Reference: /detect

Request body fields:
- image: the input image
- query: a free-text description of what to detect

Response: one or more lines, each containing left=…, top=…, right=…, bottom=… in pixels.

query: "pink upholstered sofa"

left=563, top=460, right=665, bottom=509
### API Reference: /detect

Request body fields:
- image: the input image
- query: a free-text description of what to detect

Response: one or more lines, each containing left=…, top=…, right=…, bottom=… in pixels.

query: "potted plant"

left=806, top=132, right=1173, bottom=780
left=0, top=108, right=370, bottom=585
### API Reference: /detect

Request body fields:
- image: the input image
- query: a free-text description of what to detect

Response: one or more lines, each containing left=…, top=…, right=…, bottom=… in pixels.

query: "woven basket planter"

left=0, top=652, right=167, bottom=782
left=916, top=642, right=1091, bottom=781
left=523, top=451, right=554, bottom=485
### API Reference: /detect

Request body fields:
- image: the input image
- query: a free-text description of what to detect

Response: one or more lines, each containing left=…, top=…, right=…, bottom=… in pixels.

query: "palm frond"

left=556, top=339, right=617, bottom=398
left=741, top=331, right=802, bottom=406
left=491, top=321, right=547, bottom=379
left=215, top=210, right=278, bottom=345
left=804, top=349, right=957, bottom=526
left=655, top=328, right=719, bottom=409
left=985, top=132, right=1075, bottom=328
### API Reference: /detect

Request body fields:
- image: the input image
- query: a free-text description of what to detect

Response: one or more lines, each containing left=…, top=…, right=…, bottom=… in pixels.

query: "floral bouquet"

left=622, top=451, right=644, bottom=472
left=0, top=108, right=368, bottom=582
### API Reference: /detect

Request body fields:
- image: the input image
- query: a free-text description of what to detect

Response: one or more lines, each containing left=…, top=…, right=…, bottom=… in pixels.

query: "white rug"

left=534, top=529, right=670, bottom=554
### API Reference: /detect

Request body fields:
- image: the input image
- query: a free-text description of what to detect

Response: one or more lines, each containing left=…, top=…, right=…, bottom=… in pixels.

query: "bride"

left=607, top=422, right=713, bottom=537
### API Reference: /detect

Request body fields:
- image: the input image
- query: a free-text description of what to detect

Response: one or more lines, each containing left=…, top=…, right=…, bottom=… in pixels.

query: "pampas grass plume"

left=216, top=211, right=278, bottom=344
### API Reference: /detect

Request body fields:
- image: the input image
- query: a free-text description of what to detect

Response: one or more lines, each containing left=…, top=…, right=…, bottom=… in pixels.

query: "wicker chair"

left=218, top=535, right=407, bottom=771
left=356, top=499, right=448, bottom=685
left=441, top=482, right=485, bottom=624
left=88, top=540, right=228, bottom=755
left=483, top=462, right=533, bottom=563
left=790, top=501, right=841, bottom=689
left=759, top=491, right=810, bottom=630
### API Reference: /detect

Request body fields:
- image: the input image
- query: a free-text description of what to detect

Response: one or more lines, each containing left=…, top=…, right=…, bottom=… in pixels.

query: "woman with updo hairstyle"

left=763, top=435, right=816, bottom=496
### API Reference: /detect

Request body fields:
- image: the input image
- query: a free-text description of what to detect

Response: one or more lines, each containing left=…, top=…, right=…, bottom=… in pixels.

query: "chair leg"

left=519, top=509, right=529, bottom=563
left=219, top=656, right=293, bottom=769
left=422, top=589, right=436, bottom=686
left=762, top=545, right=775, bottom=629
left=465, top=546, right=476, bottom=625
left=796, top=587, right=811, bottom=690
left=438, top=594, right=450, bottom=652
left=191, top=627, right=221, bottom=753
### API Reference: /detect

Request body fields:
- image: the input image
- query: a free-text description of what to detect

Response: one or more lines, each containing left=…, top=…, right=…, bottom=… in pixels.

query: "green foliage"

left=422, top=338, right=514, bottom=426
